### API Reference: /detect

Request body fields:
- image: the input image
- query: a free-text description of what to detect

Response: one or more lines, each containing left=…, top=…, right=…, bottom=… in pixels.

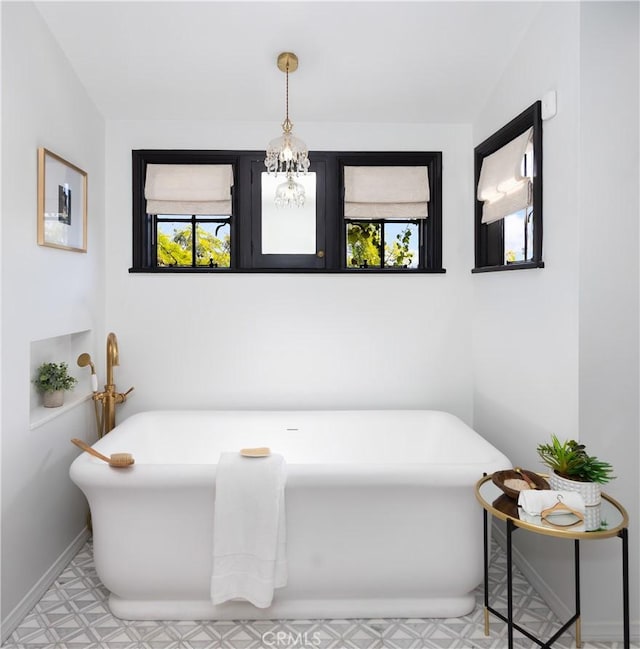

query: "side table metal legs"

left=483, top=514, right=582, bottom=649
left=483, top=507, right=490, bottom=635
left=621, top=527, right=630, bottom=649
left=574, top=539, right=581, bottom=649
left=507, top=519, right=514, bottom=649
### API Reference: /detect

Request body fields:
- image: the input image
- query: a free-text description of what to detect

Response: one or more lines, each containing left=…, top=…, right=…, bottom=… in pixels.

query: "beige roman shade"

left=145, top=164, right=234, bottom=215
left=477, top=128, right=533, bottom=224
left=344, top=166, right=430, bottom=219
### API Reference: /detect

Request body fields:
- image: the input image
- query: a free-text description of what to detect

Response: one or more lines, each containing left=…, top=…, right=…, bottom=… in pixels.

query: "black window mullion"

left=190, top=216, right=195, bottom=268
left=344, top=220, right=349, bottom=267
left=151, top=214, right=157, bottom=267
left=524, top=209, right=529, bottom=262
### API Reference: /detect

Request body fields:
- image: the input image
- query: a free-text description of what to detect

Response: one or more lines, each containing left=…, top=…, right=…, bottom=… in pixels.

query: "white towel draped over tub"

left=211, top=452, right=287, bottom=608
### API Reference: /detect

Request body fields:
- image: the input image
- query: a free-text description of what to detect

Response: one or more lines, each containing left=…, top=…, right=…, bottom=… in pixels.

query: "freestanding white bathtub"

left=69, top=409, right=511, bottom=620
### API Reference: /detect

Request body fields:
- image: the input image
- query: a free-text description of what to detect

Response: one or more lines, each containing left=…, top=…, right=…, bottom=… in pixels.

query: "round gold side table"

left=475, top=474, right=630, bottom=649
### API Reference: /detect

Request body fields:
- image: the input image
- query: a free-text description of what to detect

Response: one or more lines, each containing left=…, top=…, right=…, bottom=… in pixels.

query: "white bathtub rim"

left=91, top=408, right=501, bottom=465
left=70, top=408, right=512, bottom=489
left=70, top=459, right=510, bottom=490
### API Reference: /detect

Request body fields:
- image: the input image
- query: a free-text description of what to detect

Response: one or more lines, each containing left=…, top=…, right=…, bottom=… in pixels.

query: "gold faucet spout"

left=90, top=332, right=133, bottom=437
left=106, top=332, right=119, bottom=386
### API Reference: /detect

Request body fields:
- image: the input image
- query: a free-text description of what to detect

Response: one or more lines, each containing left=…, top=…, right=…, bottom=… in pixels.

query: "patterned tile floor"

left=3, top=540, right=635, bottom=649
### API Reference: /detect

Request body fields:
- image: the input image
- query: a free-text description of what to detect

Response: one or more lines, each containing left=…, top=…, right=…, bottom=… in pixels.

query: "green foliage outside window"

left=347, top=222, right=416, bottom=268
left=347, top=223, right=382, bottom=267
left=384, top=225, right=415, bottom=268
left=157, top=225, right=231, bottom=268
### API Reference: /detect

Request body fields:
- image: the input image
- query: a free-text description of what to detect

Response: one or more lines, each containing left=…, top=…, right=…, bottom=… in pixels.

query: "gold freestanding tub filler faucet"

left=77, top=332, right=134, bottom=437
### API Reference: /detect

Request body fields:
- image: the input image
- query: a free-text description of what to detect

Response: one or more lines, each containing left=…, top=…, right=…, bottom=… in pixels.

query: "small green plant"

left=536, top=434, right=615, bottom=484
left=33, top=362, right=78, bottom=393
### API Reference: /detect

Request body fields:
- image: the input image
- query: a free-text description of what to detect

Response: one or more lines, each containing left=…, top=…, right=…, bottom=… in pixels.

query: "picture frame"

left=37, top=148, right=87, bottom=252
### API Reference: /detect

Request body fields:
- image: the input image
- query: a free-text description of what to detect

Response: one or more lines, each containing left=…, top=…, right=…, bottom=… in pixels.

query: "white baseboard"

left=492, top=522, right=639, bottom=643
left=1, top=527, right=89, bottom=644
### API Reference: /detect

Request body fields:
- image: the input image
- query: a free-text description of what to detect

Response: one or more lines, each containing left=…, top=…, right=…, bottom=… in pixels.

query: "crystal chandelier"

left=265, top=52, right=309, bottom=206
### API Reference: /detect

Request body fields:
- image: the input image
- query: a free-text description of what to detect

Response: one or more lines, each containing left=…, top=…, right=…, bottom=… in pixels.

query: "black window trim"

left=472, top=101, right=544, bottom=273
left=131, top=149, right=444, bottom=274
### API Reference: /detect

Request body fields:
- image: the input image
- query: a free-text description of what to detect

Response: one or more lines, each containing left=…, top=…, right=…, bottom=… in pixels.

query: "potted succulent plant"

left=33, top=361, right=78, bottom=408
left=536, top=434, right=614, bottom=505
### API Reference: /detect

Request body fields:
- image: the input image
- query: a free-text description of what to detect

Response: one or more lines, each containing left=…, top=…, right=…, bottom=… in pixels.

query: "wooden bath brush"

left=71, top=438, right=135, bottom=468
left=240, top=447, right=271, bottom=458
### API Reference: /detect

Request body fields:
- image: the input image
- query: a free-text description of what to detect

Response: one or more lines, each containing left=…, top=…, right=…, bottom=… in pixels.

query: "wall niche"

left=30, top=329, right=94, bottom=429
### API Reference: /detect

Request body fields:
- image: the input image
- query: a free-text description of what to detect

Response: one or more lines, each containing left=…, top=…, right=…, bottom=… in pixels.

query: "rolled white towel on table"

left=518, top=490, right=585, bottom=516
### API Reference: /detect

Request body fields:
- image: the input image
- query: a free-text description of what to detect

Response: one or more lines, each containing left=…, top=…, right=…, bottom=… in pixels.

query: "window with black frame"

left=343, top=166, right=428, bottom=270
left=131, top=150, right=443, bottom=273
left=473, top=101, right=543, bottom=272
left=144, top=163, right=234, bottom=269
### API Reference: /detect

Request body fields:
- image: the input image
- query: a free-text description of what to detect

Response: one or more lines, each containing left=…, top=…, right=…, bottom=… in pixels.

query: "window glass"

left=503, top=151, right=535, bottom=264
left=504, top=210, right=526, bottom=263
left=346, top=222, right=382, bottom=268
left=156, top=217, right=231, bottom=268
left=384, top=222, right=419, bottom=268
left=346, top=221, right=420, bottom=269
left=157, top=220, right=192, bottom=267
left=195, top=222, right=231, bottom=268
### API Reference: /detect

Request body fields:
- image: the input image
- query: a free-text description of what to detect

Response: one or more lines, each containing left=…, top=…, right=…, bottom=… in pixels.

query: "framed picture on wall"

left=37, top=148, right=87, bottom=252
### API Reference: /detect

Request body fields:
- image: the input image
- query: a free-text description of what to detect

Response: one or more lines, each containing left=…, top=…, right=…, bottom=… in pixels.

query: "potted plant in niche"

left=33, top=361, right=78, bottom=408
left=536, top=434, right=615, bottom=505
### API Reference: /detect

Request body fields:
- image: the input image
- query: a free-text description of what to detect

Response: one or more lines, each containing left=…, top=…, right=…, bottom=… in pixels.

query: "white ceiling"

left=35, top=1, right=542, bottom=123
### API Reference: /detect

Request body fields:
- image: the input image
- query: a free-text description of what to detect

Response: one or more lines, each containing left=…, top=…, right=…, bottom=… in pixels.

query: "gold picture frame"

left=37, top=148, right=87, bottom=252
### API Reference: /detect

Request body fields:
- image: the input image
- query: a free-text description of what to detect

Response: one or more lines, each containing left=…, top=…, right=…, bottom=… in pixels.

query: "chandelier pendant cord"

left=283, top=62, right=292, bottom=134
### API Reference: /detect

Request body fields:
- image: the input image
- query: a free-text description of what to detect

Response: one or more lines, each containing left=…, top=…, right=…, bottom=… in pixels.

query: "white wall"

left=472, top=2, right=638, bottom=640
left=472, top=1, right=581, bottom=468
left=577, top=1, right=639, bottom=638
left=105, top=120, right=475, bottom=422
left=472, top=1, right=583, bottom=628
left=1, top=2, right=106, bottom=634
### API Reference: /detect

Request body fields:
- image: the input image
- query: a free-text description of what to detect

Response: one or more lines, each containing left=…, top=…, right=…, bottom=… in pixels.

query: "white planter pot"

left=549, top=471, right=601, bottom=506
left=43, top=390, right=64, bottom=408
left=584, top=503, right=602, bottom=531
